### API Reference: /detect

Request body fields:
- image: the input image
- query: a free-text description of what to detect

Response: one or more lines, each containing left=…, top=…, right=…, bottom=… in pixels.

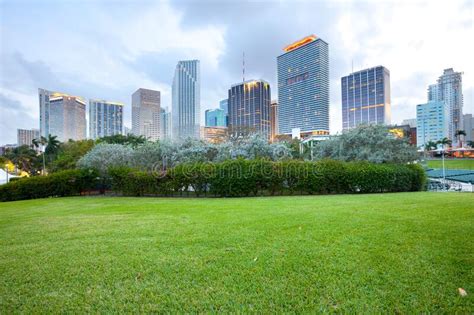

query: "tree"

left=77, top=143, right=134, bottom=175
left=4, top=145, right=41, bottom=175
left=455, top=130, right=466, bottom=148
left=312, top=124, right=418, bottom=163
left=437, top=137, right=452, bottom=149
left=98, top=134, right=147, bottom=147
left=467, top=140, right=474, bottom=148
left=50, top=139, right=95, bottom=172
left=424, top=141, right=438, bottom=151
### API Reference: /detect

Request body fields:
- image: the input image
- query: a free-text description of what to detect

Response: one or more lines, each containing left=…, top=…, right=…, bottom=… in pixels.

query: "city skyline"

left=0, top=0, right=473, bottom=144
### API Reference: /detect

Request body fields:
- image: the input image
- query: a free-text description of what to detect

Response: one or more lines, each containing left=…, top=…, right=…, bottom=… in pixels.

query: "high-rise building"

left=219, top=99, right=229, bottom=126
left=228, top=79, right=271, bottom=139
left=123, top=126, right=131, bottom=135
left=429, top=68, right=464, bottom=143
left=416, top=101, right=448, bottom=147
left=172, top=60, right=200, bottom=139
left=270, top=100, right=278, bottom=142
left=89, top=99, right=124, bottom=140
left=341, top=66, right=391, bottom=130
left=131, top=88, right=161, bottom=141
left=160, top=108, right=172, bottom=140
left=39, top=88, right=87, bottom=142
left=463, top=114, right=473, bottom=143
left=17, top=128, right=39, bottom=147
left=277, top=35, right=329, bottom=138
left=427, top=84, right=439, bottom=102
left=205, top=108, right=226, bottom=127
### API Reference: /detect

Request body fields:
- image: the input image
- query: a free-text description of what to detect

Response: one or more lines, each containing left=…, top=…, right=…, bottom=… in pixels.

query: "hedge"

left=0, top=169, right=99, bottom=202
left=0, top=160, right=426, bottom=201
left=108, top=159, right=426, bottom=197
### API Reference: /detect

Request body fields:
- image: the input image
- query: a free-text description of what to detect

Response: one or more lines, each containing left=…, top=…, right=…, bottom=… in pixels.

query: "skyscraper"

left=341, top=66, right=391, bottom=130
left=89, top=99, right=124, bottom=140
left=131, top=88, right=161, bottom=141
left=160, top=108, right=172, bottom=140
left=228, top=80, right=271, bottom=139
left=219, top=99, right=229, bottom=126
left=205, top=108, right=226, bottom=127
left=277, top=35, right=329, bottom=138
left=270, top=100, right=278, bottom=142
left=430, top=68, right=464, bottom=143
left=172, top=60, right=200, bottom=139
left=39, top=88, right=86, bottom=142
left=17, top=128, right=39, bottom=147
left=416, top=101, right=448, bottom=147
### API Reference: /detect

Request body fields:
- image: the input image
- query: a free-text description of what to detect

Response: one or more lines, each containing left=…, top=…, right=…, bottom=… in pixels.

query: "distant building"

left=205, top=108, right=226, bottom=127
left=277, top=35, right=329, bottom=139
left=201, top=126, right=227, bottom=143
left=17, top=129, right=39, bottom=147
left=160, top=108, right=171, bottom=140
left=389, top=124, right=416, bottom=146
left=401, top=118, right=417, bottom=128
left=131, top=88, right=161, bottom=141
left=228, top=79, right=271, bottom=139
left=429, top=68, right=464, bottom=144
left=89, top=100, right=124, bottom=140
left=270, top=100, right=278, bottom=142
left=172, top=60, right=200, bottom=139
left=341, top=66, right=391, bottom=130
left=416, top=101, right=448, bottom=147
left=39, top=88, right=87, bottom=142
left=220, top=99, right=229, bottom=126
left=463, top=114, right=473, bottom=143
left=123, top=126, right=131, bottom=135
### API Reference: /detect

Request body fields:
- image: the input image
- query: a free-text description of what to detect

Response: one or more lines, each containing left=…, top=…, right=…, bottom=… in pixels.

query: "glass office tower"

left=205, top=108, right=226, bottom=127
left=39, top=88, right=86, bottom=142
left=89, top=99, right=124, bottom=140
left=131, top=88, right=161, bottom=141
left=416, top=101, right=448, bottom=147
left=219, top=99, right=229, bottom=126
left=277, top=35, right=329, bottom=138
left=228, top=79, right=271, bottom=139
left=172, top=60, right=200, bottom=139
left=341, top=66, right=391, bottom=130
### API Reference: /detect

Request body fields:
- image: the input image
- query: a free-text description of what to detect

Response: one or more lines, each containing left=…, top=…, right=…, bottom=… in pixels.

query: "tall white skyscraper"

left=172, top=60, right=200, bottom=139
left=38, top=88, right=86, bottom=142
left=428, top=68, right=463, bottom=144
left=89, top=99, right=124, bottom=140
left=131, top=88, right=161, bottom=141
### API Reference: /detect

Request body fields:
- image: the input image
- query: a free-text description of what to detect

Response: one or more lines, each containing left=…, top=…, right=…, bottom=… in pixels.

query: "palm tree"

left=32, top=135, right=60, bottom=175
left=455, top=130, right=466, bottom=148
left=5, top=145, right=39, bottom=175
left=424, top=140, right=438, bottom=151
left=437, top=137, right=452, bottom=148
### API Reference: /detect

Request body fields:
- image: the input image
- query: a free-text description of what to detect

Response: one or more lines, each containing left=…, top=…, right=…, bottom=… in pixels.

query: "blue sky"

left=0, top=0, right=472, bottom=144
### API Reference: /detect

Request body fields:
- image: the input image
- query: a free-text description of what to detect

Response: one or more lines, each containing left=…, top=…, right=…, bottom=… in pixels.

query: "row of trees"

left=3, top=125, right=419, bottom=176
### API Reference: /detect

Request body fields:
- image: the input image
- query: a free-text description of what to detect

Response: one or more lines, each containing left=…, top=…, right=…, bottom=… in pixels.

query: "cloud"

left=0, top=0, right=472, bottom=144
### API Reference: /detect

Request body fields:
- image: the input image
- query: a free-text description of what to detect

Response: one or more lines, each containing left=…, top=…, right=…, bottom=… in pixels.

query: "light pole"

left=442, top=146, right=446, bottom=192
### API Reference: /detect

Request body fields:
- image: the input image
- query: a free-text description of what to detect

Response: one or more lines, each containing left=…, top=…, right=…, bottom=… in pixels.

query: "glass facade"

left=38, top=88, right=86, bottom=142
left=131, top=88, right=161, bottom=141
left=89, top=100, right=123, bottom=140
left=228, top=80, right=271, bottom=139
left=205, top=108, right=226, bottom=127
left=172, top=60, right=200, bottom=139
left=277, top=35, right=329, bottom=135
left=341, top=66, right=391, bottom=130
left=219, top=99, right=229, bottom=126
left=416, top=101, right=448, bottom=147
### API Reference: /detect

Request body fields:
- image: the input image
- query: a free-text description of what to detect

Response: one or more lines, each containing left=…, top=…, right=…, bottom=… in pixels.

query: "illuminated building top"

left=283, top=35, right=317, bottom=52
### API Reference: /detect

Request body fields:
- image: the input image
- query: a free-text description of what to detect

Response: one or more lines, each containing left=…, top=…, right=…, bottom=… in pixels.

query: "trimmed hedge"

left=108, top=159, right=426, bottom=197
left=0, top=160, right=426, bottom=201
left=0, top=169, right=99, bottom=202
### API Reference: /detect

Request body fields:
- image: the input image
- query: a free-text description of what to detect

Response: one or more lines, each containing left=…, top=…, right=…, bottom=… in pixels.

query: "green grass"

left=1, top=193, right=473, bottom=312
left=427, top=159, right=474, bottom=170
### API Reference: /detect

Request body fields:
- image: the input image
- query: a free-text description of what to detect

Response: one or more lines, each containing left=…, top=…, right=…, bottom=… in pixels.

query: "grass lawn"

left=427, top=159, right=474, bottom=170
left=0, top=193, right=473, bottom=312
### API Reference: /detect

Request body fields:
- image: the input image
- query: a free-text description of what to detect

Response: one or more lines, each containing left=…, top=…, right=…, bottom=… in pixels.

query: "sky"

left=0, top=0, right=473, bottom=145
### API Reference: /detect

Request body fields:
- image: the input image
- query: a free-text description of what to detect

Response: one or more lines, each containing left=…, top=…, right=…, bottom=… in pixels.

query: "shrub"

left=0, top=169, right=99, bottom=202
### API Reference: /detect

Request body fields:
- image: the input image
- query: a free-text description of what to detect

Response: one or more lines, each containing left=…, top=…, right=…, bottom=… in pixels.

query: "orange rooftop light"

left=283, top=35, right=317, bottom=52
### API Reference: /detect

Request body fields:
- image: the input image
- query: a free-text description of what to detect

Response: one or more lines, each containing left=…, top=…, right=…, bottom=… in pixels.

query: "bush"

left=0, top=169, right=99, bottom=202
